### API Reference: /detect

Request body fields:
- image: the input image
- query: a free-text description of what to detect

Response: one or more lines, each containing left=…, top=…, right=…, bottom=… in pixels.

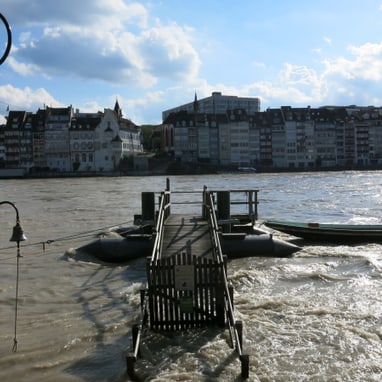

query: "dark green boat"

left=264, top=220, right=382, bottom=242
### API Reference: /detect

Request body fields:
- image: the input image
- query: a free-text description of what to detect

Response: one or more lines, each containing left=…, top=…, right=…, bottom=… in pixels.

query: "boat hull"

left=264, top=220, right=382, bottom=242
left=222, top=233, right=300, bottom=258
left=78, top=235, right=153, bottom=263
left=78, top=231, right=300, bottom=263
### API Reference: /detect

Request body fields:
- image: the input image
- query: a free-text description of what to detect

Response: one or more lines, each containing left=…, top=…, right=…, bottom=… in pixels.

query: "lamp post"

left=0, top=201, right=27, bottom=352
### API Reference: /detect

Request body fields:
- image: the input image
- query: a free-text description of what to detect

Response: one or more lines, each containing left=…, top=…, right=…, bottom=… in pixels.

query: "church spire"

left=114, top=98, right=122, bottom=119
left=193, top=92, right=199, bottom=113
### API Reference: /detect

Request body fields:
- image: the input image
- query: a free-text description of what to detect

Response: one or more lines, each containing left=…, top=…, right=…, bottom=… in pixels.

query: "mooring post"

left=248, top=191, right=254, bottom=224
left=164, top=177, right=171, bottom=218
left=240, top=354, right=250, bottom=379
left=142, top=192, right=155, bottom=223
left=202, top=186, right=208, bottom=218
left=254, top=190, right=259, bottom=221
left=217, top=191, right=231, bottom=232
left=235, top=320, right=249, bottom=378
left=126, top=354, right=137, bottom=380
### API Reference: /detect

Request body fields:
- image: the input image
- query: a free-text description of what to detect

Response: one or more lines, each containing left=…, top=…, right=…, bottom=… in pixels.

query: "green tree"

left=140, top=125, right=154, bottom=150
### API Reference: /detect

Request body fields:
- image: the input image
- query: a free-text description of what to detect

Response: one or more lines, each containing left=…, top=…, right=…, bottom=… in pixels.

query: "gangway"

left=126, top=179, right=253, bottom=379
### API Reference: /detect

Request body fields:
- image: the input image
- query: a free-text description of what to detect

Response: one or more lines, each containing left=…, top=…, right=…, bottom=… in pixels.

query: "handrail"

left=147, top=188, right=258, bottom=224
left=128, top=188, right=170, bottom=377
left=132, top=290, right=148, bottom=356
left=204, top=191, right=224, bottom=263
left=203, top=190, right=247, bottom=364
left=214, top=189, right=258, bottom=224
left=126, top=290, right=149, bottom=379
left=150, top=189, right=170, bottom=264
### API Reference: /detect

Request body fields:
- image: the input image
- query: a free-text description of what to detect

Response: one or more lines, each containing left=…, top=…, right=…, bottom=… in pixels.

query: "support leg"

left=240, top=354, right=249, bottom=379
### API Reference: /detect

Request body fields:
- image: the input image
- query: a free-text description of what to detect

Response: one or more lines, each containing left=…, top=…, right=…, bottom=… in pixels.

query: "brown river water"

left=0, top=172, right=381, bottom=381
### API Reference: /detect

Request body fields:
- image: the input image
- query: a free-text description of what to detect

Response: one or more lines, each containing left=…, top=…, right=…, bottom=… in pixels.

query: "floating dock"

left=126, top=179, right=252, bottom=379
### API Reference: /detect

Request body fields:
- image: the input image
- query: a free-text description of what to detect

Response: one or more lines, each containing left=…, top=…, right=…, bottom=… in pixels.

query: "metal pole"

left=0, top=201, right=26, bottom=352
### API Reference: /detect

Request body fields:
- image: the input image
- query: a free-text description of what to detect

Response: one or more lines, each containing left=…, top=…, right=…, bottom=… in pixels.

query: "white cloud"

left=280, top=64, right=321, bottom=87
left=242, top=63, right=326, bottom=107
left=324, top=36, right=332, bottom=45
left=323, top=41, right=382, bottom=80
left=7, top=57, right=39, bottom=76
left=120, top=90, right=167, bottom=123
left=242, top=40, right=382, bottom=108
left=0, top=84, right=62, bottom=111
left=2, top=0, right=148, bottom=28
left=6, top=0, right=200, bottom=89
left=139, top=23, right=200, bottom=82
left=251, top=61, right=267, bottom=69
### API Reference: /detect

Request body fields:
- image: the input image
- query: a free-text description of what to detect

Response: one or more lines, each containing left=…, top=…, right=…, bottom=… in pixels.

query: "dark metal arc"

left=0, top=13, right=12, bottom=65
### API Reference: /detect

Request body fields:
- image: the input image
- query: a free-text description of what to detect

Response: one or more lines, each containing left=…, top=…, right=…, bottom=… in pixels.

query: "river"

left=0, top=171, right=381, bottom=381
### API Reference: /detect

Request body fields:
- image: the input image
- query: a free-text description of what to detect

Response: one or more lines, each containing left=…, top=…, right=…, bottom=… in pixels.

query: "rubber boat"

left=78, top=234, right=153, bottom=262
left=78, top=225, right=301, bottom=263
left=264, top=220, right=382, bottom=242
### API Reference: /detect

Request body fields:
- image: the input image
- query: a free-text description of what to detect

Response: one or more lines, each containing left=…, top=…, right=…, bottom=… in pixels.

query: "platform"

left=162, top=215, right=213, bottom=259
left=126, top=179, right=251, bottom=380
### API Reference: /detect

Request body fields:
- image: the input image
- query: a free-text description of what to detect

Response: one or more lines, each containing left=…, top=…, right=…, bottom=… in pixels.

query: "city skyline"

left=1, top=1, right=382, bottom=126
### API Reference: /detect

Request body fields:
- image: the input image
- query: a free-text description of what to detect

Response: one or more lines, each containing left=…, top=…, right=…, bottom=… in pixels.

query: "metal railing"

left=150, top=189, right=171, bottom=264
left=126, top=290, right=149, bottom=380
left=149, top=188, right=259, bottom=222
left=203, top=190, right=249, bottom=378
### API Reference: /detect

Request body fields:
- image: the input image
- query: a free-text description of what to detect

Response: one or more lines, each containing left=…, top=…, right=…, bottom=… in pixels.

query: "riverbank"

left=3, top=160, right=382, bottom=179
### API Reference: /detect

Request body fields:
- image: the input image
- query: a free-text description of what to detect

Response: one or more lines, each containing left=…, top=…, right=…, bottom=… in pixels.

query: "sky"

left=1, top=1, right=382, bottom=125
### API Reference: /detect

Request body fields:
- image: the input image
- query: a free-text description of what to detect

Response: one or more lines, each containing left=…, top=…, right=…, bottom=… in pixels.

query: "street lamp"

left=0, top=201, right=27, bottom=352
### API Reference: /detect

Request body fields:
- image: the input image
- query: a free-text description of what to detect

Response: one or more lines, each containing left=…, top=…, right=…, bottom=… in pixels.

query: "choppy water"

left=0, top=171, right=382, bottom=381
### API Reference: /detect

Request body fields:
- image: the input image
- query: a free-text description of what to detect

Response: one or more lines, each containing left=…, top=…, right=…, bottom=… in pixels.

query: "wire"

left=2, top=220, right=135, bottom=350
left=0, top=220, right=134, bottom=254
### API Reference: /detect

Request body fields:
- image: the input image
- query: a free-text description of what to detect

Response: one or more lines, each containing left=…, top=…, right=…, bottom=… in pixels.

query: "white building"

left=93, top=107, right=142, bottom=171
left=162, top=92, right=260, bottom=121
left=70, top=111, right=100, bottom=171
left=69, top=104, right=142, bottom=173
left=57, top=101, right=143, bottom=172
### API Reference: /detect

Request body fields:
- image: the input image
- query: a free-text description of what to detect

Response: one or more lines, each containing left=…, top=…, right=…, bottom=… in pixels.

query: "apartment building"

left=45, top=106, right=72, bottom=171
left=162, top=104, right=382, bottom=169
left=3, top=110, right=34, bottom=168
left=0, top=101, right=143, bottom=173
left=33, top=108, right=48, bottom=169
left=70, top=111, right=100, bottom=171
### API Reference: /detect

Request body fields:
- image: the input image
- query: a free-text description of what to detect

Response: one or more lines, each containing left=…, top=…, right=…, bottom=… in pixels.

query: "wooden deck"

left=162, top=214, right=213, bottom=259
